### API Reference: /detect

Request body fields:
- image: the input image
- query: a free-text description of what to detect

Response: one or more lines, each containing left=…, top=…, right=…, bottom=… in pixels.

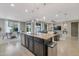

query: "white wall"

left=55, top=22, right=71, bottom=40
left=65, top=22, right=71, bottom=39
left=0, top=19, right=5, bottom=33
left=5, top=21, right=11, bottom=33
left=47, top=23, right=53, bottom=32
left=20, top=22, right=26, bottom=32
left=41, top=22, right=45, bottom=31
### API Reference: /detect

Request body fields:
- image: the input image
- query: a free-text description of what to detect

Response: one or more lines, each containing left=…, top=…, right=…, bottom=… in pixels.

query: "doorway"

left=71, top=22, right=78, bottom=38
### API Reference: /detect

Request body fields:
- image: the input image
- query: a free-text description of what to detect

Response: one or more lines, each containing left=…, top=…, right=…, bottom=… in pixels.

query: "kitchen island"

left=21, top=32, right=58, bottom=56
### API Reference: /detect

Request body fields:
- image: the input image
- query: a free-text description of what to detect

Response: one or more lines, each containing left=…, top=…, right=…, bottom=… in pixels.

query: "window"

left=36, top=23, right=41, bottom=33
left=26, top=23, right=31, bottom=33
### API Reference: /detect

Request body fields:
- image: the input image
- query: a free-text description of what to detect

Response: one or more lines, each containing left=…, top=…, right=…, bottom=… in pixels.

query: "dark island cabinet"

left=34, top=41, right=44, bottom=56
left=25, top=35, right=34, bottom=52
left=21, top=34, right=48, bottom=56
left=34, top=37, right=44, bottom=56
left=25, top=35, right=29, bottom=48
left=28, top=36, right=34, bottom=52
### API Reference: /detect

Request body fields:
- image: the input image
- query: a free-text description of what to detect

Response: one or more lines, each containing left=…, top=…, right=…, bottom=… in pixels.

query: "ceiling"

left=0, top=3, right=79, bottom=22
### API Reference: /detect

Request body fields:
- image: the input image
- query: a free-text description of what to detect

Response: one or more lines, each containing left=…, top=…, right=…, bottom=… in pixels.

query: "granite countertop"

left=21, top=32, right=58, bottom=40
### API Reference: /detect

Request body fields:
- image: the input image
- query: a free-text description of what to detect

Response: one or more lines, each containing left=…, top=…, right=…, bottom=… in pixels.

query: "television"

left=54, top=26, right=61, bottom=30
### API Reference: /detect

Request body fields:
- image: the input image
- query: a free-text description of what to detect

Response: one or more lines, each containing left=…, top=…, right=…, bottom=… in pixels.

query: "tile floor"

left=0, top=35, right=79, bottom=56
left=57, top=37, right=79, bottom=56
left=0, top=38, right=34, bottom=56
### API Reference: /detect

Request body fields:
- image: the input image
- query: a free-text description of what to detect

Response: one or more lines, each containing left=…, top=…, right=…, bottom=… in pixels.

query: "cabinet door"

left=34, top=41, right=44, bottom=56
left=25, top=35, right=29, bottom=48
left=34, top=38, right=44, bottom=56
left=29, top=36, right=34, bottom=52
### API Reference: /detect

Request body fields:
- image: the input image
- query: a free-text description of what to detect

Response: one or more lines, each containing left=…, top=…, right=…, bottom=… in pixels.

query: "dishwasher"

left=48, top=42, right=57, bottom=56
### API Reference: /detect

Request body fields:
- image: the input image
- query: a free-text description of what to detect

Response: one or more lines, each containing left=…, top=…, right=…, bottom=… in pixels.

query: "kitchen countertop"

left=21, top=32, right=59, bottom=40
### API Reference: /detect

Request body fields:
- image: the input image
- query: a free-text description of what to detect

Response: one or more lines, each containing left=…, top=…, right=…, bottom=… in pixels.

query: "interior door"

left=71, top=22, right=78, bottom=37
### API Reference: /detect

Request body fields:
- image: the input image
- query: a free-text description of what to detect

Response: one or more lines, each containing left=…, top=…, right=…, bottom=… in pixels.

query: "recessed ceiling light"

left=10, top=3, right=15, bottom=7
left=25, top=9, right=28, bottom=13
left=56, top=14, right=58, bottom=17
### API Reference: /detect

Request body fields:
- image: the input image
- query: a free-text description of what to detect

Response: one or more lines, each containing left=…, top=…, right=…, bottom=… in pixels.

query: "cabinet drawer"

left=34, top=37, right=43, bottom=44
left=28, top=36, right=34, bottom=52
